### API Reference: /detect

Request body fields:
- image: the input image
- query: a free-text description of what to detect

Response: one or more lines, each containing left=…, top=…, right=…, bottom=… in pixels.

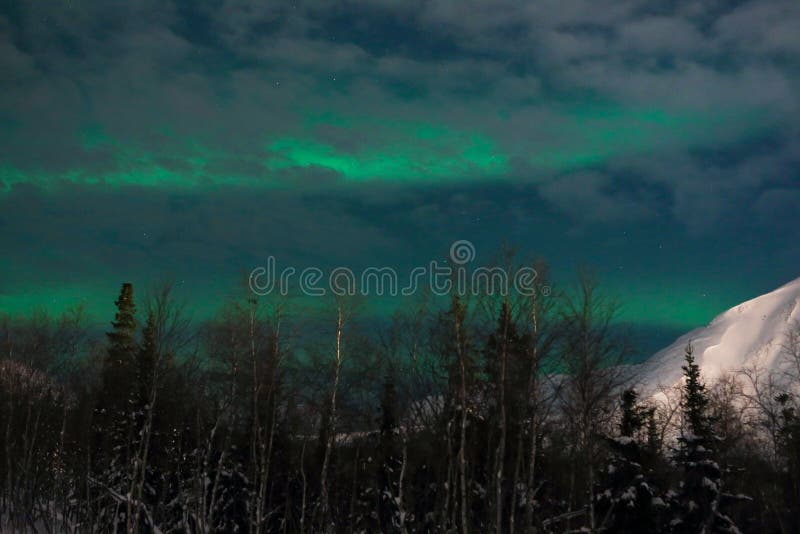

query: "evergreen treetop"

left=106, top=282, right=137, bottom=365
left=680, top=343, right=711, bottom=440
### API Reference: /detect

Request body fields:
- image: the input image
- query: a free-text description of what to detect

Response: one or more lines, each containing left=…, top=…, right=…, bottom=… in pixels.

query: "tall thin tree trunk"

left=129, top=358, right=161, bottom=533
left=586, top=435, right=595, bottom=531
left=52, top=400, right=68, bottom=532
left=510, top=427, right=524, bottom=534
left=495, top=301, right=510, bottom=533
left=319, top=301, right=344, bottom=530
left=248, top=298, right=264, bottom=533
left=398, top=438, right=408, bottom=534
left=444, top=419, right=454, bottom=528
left=524, top=295, right=540, bottom=533
left=299, top=441, right=308, bottom=534
left=205, top=350, right=239, bottom=532
left=454, top=311, right=469, bottom=534
left=260, top=313, right=282, bottom=529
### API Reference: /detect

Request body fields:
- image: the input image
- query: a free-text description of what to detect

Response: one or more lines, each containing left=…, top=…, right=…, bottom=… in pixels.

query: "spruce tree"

left=92, top=283, right=139, bottom=529
left=619, top=389, right=644, bottom=438
left=645, top=408, right=660, bottom=457
left=137, top=312, right=157, bottom=413
left=102, top=282, right=138, bottom=413
left=681, top=344, right=711, bottom=439
left=107, top=283, right=137, bottom=359
left=96, top=283, right=138, bottom=434
left=595, top=388, right=661, bottom=532
left=670, top=344, right=739, bottom=533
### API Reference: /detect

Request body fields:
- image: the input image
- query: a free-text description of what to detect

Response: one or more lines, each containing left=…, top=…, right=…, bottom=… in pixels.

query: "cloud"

left=0, top=0, right=799, bottom=237
left=539, top=171, right=659, bottom=225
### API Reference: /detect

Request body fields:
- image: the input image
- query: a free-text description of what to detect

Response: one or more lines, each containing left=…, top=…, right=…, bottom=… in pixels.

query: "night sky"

left=1, top=1, right=799, bottom=355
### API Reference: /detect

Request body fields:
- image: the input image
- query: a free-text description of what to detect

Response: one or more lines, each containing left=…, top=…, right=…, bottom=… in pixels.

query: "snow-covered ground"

left=636, top=276, right=800, bottom=393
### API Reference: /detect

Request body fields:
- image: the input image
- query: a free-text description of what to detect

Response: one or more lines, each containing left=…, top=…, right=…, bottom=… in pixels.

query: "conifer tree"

left=102, top=282, right=138, bottom=414
left=670, top=344, right=739, bottom=533
left=645, top=407, right=660, bottom=457
left=95, top=282, right=138, bottom=444
left=92, top=283, right=139, bottom=529
left=596, top=388, right=661, bottom=532
left=137, top=312, right=157, bottom=414
left=619, top=389, right=644, bottom=438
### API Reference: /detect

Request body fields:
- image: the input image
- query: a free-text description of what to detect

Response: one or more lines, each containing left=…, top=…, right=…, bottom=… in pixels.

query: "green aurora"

left=0, top=100, right=786, bottom=347
left=0, top=103, right=753, bottom=192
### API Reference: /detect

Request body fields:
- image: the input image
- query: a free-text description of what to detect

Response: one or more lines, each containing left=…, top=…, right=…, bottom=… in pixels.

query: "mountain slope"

left=637, top=277, right=800, bottom=391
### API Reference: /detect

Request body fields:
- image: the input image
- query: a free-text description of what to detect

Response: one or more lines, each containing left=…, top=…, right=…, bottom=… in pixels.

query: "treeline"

left=0, top=273, right=799, bottom=533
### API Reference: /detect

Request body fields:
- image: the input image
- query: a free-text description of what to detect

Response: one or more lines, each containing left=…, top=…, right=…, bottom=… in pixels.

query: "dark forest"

left=1, top=272, right=799, bottom=533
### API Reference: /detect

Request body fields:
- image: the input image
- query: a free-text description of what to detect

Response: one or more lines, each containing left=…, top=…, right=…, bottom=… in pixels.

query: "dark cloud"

left=539, top=171, right=660, bottom=225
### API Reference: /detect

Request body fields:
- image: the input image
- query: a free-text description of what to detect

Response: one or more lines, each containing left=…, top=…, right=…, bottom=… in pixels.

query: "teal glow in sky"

left=1, top=0, right=799, bottom=357
left=0, top=104, right=759, bottom=191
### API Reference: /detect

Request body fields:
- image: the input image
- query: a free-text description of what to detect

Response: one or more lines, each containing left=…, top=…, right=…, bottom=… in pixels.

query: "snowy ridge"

left=637, top=276, right=800, bottom=392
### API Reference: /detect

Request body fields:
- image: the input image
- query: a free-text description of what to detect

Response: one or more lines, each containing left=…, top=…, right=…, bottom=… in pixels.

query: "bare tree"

left=556, top=272, right=633, bottom=530
left=780, top=320, right=800, bottom=389
left=317, top=294, right=359, bottom=531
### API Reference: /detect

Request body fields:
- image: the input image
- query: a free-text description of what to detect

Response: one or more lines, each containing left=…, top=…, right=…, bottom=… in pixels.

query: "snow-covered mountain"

left=637, top=277, right=800, bottom=392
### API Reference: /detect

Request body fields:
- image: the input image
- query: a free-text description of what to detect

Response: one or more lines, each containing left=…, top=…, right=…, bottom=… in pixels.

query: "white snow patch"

left=636, top=277, right=800, bottom=393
